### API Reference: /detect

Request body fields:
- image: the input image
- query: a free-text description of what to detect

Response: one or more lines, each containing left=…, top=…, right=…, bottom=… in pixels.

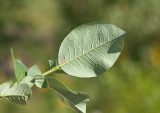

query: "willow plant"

left=0, top=22, right=126, bottom=113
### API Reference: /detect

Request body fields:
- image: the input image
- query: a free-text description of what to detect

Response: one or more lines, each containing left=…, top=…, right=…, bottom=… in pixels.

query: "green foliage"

left=35, top=75, right=48, bottom=88
left=58, top=22, right=126, bottom=78
left=19, top=76, right=35, bottom=88
left=48, top=60, right=66, bottom=74
left=49, top=60, right=57, bottom=70
left=1, top=83, right=32, bottom=104
left=11, top=49, right=28, bottom=82
left=0, top=0, right=160, bottom=112
left=27, top=65, right=41, bottom=77
left=0, top=81, right=31, bottom=104
left=0, top=51, right=48, bottom=104
left=27, top=65, right=48, bottom=88
left=48, top=77, right=89, bottom=113
left=0, top=81, right=12, bottom=96
left=0, top=22, right=126, bottom=113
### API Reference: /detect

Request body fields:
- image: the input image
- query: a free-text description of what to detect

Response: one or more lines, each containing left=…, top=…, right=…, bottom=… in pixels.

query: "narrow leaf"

left=58, top=22, right=126, bottom=78
left=48, top=77, right=89, bottom=113
left=1, top=83, right=32, bottom=104
left=11, top=49, right=28, bottom=81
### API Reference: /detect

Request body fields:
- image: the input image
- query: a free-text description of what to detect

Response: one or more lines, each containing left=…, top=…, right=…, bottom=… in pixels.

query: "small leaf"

left=19, top=76, right=35, bottom=88
left=1, top=83, right=32, bottom=104
left=48, top=60, right=57, bottom=69
left=58, top=22, right=126, bottom=78
left=48, top=60, right=66, bottom=74
left=48, top=77, right=89, bottom=113
left=27, top=65, right=41, bottom=77
left=11, top=49, right=28, bottom=81
left=35, top=75, right=48, bottom=88
left=27, top=65, right=48, bottom=88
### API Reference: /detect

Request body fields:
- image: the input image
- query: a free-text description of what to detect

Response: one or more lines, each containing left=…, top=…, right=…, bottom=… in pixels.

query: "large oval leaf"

left=58, top=22, right=126, bottom=78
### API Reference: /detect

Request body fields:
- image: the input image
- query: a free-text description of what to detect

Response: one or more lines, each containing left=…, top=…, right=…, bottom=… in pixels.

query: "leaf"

left=27, top=65, right=48, bottom=88
left=49, top=60, right=57, bottom=69
left=48, top=60, right=66, bottom=74
left=11, top=49, right=28, bottom=81
left=19, top=76, right=35, bottom=88
left=58, top=22, right=126, bottom=78
left=0, top=81, right=12, bottom=97
left=27, top=65, right=41, bottom=77
left=35, top=75, right=48, bottom=88
left=47, top=77, right=89, bottom=113
left=1, top=83, right=32, bottom=104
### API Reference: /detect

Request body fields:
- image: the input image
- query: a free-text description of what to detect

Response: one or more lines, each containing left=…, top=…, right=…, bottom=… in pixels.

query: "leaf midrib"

left=59, top=37, right=118, bottom=68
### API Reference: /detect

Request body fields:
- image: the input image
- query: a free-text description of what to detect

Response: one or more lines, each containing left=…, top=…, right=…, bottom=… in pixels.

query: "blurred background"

left=0, top=0, right=160, bottom=113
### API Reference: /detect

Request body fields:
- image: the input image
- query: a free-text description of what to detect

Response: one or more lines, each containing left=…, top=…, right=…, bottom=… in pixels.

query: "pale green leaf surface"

left=58, top=22, right=126, bottom=78
left=48, top=77, right=89, bottom=113
left=27, top=65, right=41, bottom=77
left=1, top=83, right=32, bottom=104
left=0, top=81, right=12, bottom=96
left=35, top=75, right=48, bottom=88
left=19, top=76, right=35, bottom=88
left=27, top=65, right=48, bottom=88
left=11, top=49, right=28, bottom=81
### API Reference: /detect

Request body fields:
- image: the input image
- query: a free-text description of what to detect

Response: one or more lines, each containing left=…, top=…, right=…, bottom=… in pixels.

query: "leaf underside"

left=27, top=65, right=41, bottom=77
left=0, top=81, right=12, bottom=96
left=19, top=76, right=35, bottom=88
left=27, top=65, right=48, bottom=88
left=35, top=75, right=48, bottom=88
left=58, top=22, right=126, bottom=78
left=47, top=77, right=89, bottom=113
left=1, top=83, right=32, bottom=104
